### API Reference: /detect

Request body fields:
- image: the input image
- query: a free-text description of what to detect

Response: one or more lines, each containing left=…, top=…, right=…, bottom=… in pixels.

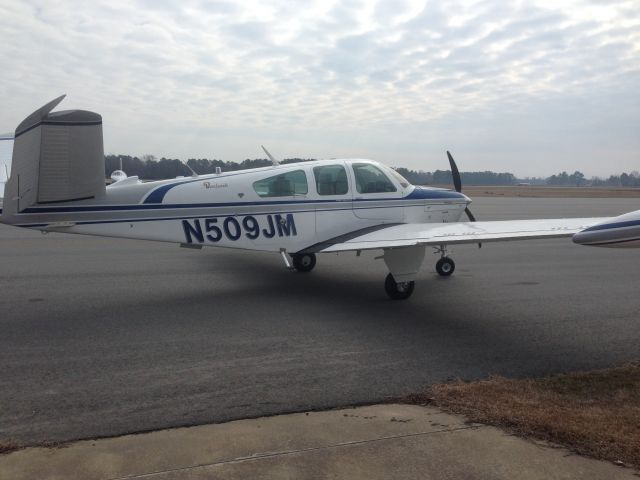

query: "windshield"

left=384, top=166, right=410, bottom=188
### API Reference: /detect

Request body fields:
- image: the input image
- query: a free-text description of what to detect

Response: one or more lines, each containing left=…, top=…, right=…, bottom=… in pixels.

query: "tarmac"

left=2, top=197, right=640, bottom=445
left=1, top=404, right=636, bottom=480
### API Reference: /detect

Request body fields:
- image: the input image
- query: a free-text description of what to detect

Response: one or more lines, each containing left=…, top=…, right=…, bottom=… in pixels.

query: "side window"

left=313, top=165, right=349, bottom=195
left=353, top=163, right=397, bottom=194
left=253, top=170, right=308, bottom=197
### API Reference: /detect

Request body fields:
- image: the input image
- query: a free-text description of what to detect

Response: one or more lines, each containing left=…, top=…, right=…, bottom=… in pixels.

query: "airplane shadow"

left=88, top=249, right=625, bottom=383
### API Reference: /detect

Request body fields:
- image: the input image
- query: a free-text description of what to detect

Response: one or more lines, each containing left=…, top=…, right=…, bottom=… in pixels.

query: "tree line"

left=538, top=170, right=640, bottom=187
left=105, top=155, right=640, bottom=187
left=395, top=168, right=516, bottom=186
left=105, top=154, right=313, bottom=180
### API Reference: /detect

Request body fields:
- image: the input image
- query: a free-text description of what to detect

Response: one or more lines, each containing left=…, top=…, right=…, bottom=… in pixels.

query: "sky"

left=0, top=0, right=638, bottom=177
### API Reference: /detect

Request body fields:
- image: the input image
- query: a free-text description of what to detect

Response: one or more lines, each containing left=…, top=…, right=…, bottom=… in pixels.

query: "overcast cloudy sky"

left=0, top=0, right=638, bottom=176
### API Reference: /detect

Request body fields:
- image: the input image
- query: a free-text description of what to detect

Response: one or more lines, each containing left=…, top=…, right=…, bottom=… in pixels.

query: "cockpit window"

left=313, top=165, right=349, bottom=195
left=386, top=167, right=410, bottom=188
left=353, top=163, right=397, bottom=193
left=253, top=170, right=308, bottom=197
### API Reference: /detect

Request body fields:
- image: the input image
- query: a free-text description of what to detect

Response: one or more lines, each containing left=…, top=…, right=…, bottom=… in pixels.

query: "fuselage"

left=1, top=159, right=470, bottom=253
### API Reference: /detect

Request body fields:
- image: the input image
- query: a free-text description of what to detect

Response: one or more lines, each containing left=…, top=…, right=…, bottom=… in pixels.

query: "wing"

left=309, top=218, right=611, bottom=253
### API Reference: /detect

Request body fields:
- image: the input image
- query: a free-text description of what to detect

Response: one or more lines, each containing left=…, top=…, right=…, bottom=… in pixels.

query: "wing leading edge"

left=314, top=218, right=610, bottom=253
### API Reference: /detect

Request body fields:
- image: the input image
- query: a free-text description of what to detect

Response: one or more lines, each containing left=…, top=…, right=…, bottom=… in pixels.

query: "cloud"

left=0, top=0, right=638, bottom=176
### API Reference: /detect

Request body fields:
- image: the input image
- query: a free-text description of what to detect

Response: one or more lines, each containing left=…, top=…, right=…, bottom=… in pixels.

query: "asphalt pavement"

left=1, top=196, right=639, bottom=445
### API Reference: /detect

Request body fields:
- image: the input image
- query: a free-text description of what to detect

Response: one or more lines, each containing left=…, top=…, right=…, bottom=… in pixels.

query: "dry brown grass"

left=0, top=441, right=21, bottom=454
left=408, top=363, right=640, bottom=468
left=452, top=185, right=640, bottom=198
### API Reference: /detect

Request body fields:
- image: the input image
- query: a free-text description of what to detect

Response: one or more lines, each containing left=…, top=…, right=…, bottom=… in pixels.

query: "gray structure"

left=0, top=133, right=13, bottom=202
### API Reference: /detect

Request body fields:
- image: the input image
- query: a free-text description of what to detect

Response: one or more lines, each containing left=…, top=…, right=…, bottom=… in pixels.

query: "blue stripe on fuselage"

left=143, top=178, right=201, bottom=204
left=581, top=219, right=640, bottom=232
left=21, top=189, right=467, bottom=214
left=23, top=199, right=346, bottom=213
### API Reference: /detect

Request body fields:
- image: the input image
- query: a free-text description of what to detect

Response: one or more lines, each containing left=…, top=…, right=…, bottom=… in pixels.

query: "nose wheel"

left=436, top=257, right=455, bottom=276
left=384, top=273, right=415, bottom=300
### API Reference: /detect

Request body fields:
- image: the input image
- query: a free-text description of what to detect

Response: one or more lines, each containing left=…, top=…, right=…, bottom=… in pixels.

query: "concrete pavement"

left=1, top=404, right=635, bottom=479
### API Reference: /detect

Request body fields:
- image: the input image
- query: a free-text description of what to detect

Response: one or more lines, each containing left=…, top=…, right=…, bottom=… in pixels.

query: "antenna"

left=261, top=145, right=279, bottom=166
left=181, top=160, right=199, bottom=177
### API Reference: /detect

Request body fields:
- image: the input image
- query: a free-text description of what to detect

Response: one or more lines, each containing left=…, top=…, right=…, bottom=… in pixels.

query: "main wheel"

left=436, top=257, right=455, bottom=276
left=292, top=253, right=316, bottom=272
left=384, top=273, right=415, bottom=300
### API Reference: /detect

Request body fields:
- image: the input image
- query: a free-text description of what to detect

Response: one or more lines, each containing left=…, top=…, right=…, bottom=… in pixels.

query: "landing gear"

left=292, top=253, right=316, bottom=272
left=433, top=244, right=455, bottom=277
left=436, top=257, right=455, bottom=276
left=384, top=273, right=415, bottom=300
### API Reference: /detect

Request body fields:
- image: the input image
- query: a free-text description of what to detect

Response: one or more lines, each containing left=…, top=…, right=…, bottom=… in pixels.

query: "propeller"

left=447, top=150, right=481, bottom=248
left=447, top=150, right=476, bottom=222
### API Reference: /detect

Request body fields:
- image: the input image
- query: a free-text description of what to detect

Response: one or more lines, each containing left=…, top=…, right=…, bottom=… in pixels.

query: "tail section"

left=0, top=132, right=13, bottom=206
left=2, top=95, right=106, bottom=219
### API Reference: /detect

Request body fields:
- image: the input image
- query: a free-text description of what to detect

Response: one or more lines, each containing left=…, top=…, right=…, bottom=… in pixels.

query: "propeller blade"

left=465, top=208, right=481, bottom=247
left=447, top=150, right=462, bottom=193
left=464, top=207, right=476, bottom=222
left=448, top=151, right=476, bottom=221
left=448, top=150, right=480, bottom=245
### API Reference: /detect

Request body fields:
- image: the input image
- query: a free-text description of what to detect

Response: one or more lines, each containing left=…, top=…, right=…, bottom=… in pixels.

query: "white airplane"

left=109, top=156, right=128, bottom=184
left=0, top=96, right=636, bottom=299
left=572, top=211, right=640, bottom=247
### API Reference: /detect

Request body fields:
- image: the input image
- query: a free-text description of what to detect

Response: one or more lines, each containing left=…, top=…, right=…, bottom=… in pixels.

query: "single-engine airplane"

left=572, top=211, right=640, bottom=248
left=1, top=96, right=637, bottom=299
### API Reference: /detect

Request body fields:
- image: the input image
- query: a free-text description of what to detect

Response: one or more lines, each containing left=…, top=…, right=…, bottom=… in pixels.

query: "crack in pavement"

left=109, top=424, right=480, bottom=479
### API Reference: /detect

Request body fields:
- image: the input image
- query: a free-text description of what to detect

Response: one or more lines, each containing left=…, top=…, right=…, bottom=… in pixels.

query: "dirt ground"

left=440, top=185, right=640, bottom=198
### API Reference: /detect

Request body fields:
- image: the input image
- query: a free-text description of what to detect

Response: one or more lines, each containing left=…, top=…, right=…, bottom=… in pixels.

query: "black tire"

left=292, top=253, right=316, bottom=272
left=384, top=273, right=415, bottom=300
left=436, top=257, right=455, bottom=276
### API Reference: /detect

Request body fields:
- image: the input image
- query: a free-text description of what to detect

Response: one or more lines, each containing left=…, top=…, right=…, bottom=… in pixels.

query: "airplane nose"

left=573, top=210, right=640, bottom=247
left=572, top=231, right=588, bottom=245
left=572, top=221, right=614, bottom=246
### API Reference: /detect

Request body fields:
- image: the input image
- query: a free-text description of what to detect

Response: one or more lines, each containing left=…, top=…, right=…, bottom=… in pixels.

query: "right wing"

left=307, top=218, right=610, bottom=253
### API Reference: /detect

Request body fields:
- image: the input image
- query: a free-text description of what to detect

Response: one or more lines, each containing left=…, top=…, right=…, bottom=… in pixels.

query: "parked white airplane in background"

left=109, top=156, right=128, bottom=184
left=1, top=96, right=637, bottom=299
